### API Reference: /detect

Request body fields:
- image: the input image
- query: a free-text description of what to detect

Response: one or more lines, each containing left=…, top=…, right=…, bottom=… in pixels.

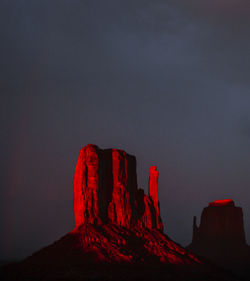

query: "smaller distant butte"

left=209, top=199, right=234, bottom=207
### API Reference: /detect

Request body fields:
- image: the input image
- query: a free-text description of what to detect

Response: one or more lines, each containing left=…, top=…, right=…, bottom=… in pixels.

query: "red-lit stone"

left=209, top=199, right=234, bottom=207
left=140, top=195, right=154, bottom=229
left=149, top=166, right=163, bottom=231
left=74, top=144, right=101, bottom=227
left=73, top=144, right=164, bottom=231
left=149, top=166, right=159, bottom=204
left=21, top=222, right=202, bottom=267
left=7, top=144, right=206, bottom=273
left=108, top=149, right=132, bottom=227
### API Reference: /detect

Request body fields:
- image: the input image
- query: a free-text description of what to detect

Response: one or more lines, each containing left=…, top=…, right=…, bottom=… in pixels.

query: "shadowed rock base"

left=1, top=224, right=238, bottom=281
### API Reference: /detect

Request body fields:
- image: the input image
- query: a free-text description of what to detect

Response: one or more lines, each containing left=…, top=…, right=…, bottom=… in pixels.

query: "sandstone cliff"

left=188, top=199, right=250, bottom=278
left=74, top=144, right=163, bottom=231
left=191, top=199, right=246, bottom=247
left=2, top=146, right=239, bottom=281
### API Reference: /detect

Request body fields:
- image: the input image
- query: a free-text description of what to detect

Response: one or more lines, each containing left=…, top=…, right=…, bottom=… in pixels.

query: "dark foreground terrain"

left=1, top=260, right=240, bottom=281
left=1, top=146, right=246, bottom=281
left=0, top=226, right=241, bottom=281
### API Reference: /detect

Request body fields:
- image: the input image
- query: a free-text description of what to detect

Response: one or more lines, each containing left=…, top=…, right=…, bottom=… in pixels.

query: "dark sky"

left=1, top=0, right=250, bottom=260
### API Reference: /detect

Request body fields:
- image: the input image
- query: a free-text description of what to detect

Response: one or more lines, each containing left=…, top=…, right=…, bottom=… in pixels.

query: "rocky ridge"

left=1, top=145, right=239, bottom=281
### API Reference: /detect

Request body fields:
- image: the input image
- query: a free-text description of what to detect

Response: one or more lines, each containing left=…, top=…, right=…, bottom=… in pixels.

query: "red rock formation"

left=73, top=144, right=163, bottom=230
left=149, top=166, right=163, bottom=231
left=139, top=195, right=154, bottom=229
left=7, top=145, right=245, bottom=281
left=149, top=166, right=159, bottom=204
left=70, top=145, right=203, bottom=266
left=74, top=145, right=101, bottom=227
left=191, top=199, right=246, bottom=247
left=188, top=199, right=250, bottom=278
left=108, top=149, right=132, bottom=227
left=209, top=199, right=234, bottom=207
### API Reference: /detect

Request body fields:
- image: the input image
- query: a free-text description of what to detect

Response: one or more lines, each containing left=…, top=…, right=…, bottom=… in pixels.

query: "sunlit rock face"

left=14, top=144, right=202, bottom=267
left=188, top=200, right=250, bottom=278
left=70, top=144, right=202, bottom=264
left=208, top=199, right=234, bottom=207
left=74, top=144, right=163, bottom=231
left=3, top=145, right=243, bottom=281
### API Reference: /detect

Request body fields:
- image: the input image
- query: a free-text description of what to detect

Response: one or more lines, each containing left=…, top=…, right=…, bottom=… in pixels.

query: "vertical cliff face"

left=73, top=144, right=164, bottom=231
left=108, top=149, right=132, bottom=227
left=74, top=145, right=101, bottom=226
left=190, top=199, right=246, bottom=248
left=188, top=199, right=250, bottom=277
left=149, top=166, right=163, bottom=231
